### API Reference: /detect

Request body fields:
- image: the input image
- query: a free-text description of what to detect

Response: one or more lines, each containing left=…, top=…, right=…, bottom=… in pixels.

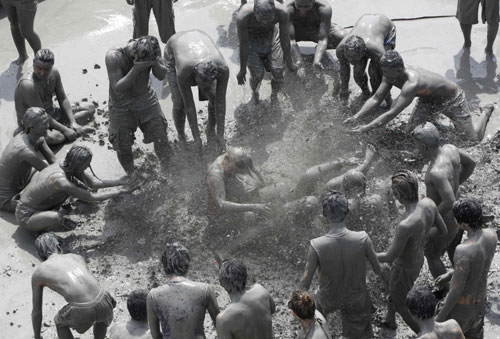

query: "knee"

left=249, top=69, right=265, bottom=83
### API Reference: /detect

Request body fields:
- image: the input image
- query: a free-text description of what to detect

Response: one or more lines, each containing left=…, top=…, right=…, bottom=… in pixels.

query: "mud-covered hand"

left=313, top=61, right=324, bottom=72
left=62, top=127, right=77, bottom=142
left=348, top=125, right=368, bottom=134
left=435, top=271, right=453, bottom=290
left=343, top=115, right=358, bottom=125
left=237, top=69, right=246, bottom=85
left=287, top=59, right=298, bottom=73
left=133, top=60, right=155, bottom=72
left=297, top=67, right=306, bottom=80
left=254, top=203, right=273, bottom=218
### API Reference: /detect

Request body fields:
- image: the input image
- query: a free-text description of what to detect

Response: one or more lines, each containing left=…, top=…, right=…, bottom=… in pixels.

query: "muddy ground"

left=1, top=0, right=500, bottom=338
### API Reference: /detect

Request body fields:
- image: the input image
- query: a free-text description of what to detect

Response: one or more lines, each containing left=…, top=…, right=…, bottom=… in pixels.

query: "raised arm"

left=458, top=149, right=476, bottom=185
left=313, top=5, right=332, bottom=68
left=31, top=273, right=44, bottom=339
left=343, top=79, right=392, bottom=124
left=106, top=50, right=151, bottom=93
left=151, top=56, right=168, bottom=80
left=299, top=245, right=318, bottom=290
left=377, top=223, right=410, bottom=263
left=147, top=292, right=162, bottom=339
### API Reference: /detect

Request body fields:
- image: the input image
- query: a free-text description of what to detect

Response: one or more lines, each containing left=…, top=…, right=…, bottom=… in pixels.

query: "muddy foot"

left=13, top=54, right=29, bottom=65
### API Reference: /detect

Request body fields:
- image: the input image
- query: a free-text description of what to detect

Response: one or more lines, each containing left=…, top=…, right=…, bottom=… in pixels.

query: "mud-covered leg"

left=18, top=8, right=41, bottom=55
left=460, top=24, right=472, bottom=48
left=4, top=3, right=28, bottom=64
left=93, top=322, right=108, bottom=339
left=56, top=325, right=74, bottom=339
left=486, top=22, right=499, bottom=53
left=73, top=102, right=96, bottom=125
left=249, top=68, right=264, bottom=104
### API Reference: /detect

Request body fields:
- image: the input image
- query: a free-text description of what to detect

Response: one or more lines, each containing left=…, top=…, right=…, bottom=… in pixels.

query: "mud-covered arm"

left=314, top=6, right=332, bottom=67
left=215, top=65, right=229, bottom=124
left=147, top=292, right=162, bottom=339
left=300, top=245, right=318, bottom=290
left=278, top=7, right=296, bottom=71
left=54, top=177, right=126, bottom=202
left=299, top=159, right=345, bottom=189
left=216, top=315, right=235, bottom=339
left=106, top=50, right=144, bottom=93
left=429, top=171, right=456, bottom=215
left=31, top=273, right=44, bottom=339
left=38, top=138, right=57, bottom=164
left=288, top=8, right=304, bottom=70
left=207, top=287, right=220, bottom=325
left=348, top=79, right=392, bottom=122
left=336, top=46, right=350, bottom=99
left=429, top=207, right=448, bottom=238
left=458, top=149, right=476, bottom=185
left=366, top=236, right=383, bottom=277
left=377, top=223, right=410, bottom=263
left=236, top=12, right=250, bottom=75
left=352, top=57, right=370, bottom=95
left=82, top=171, right=127, bottom=189
left=269, top=292, right=276, bottom=314
left=53, top=69, right=77, bottom=127
left=152, top=57, right=168, bottom=81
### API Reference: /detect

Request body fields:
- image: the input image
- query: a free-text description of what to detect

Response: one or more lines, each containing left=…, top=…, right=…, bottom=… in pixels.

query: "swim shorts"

left=456, top=0, right=500, bottom=24
left=384, top=25, right=396, bottom=50
left=2, top=0, right=37, bottom=11
left=248, top=26, right=283, bottom=81
left=449, top=303, right=485, bottom=339
left=388, top=263, right=422, bottom=306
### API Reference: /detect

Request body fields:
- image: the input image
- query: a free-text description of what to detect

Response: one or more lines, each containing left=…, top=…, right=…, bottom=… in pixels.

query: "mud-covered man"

left=412, top=123, right=476, bottom=291
left=147, top=242, right=220, bottom=339
left=165, top=30, right=229, bottom=154
left=31, top=232, right=116, bottom=339
left=15, top=49, right=96, bottom=145
left=377, top=170, right=447, bottom=334
left=288, top=290, right=331, bottom=339
left=16, top=145, right=130, bottom=233
left=216, top=259, right=275, bottom=339
left=236, top=0, right=296, bottom=103
left=336, top=14, right=395, bottom=104
left=346, top=51, right=494, bottom=142
left=0, top=108, right=56, bottom=213
left=286, top=0, right=347, bottom=80
left=108, top=289, right=151, bottom=339
left=300, top=190, right=386, bottom=339
left=105, top=35, right=170, bottom=174
left=126, top=0, right=176, bottom=44
left=435, top=199, right=497, bottom=338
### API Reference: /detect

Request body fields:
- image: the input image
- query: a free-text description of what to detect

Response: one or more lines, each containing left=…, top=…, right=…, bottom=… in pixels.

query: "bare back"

left=418, top=319, right=465, bottom=339
left=397, top=67, right=457, bottom=103
left=425, top=145, right=461, bottom=208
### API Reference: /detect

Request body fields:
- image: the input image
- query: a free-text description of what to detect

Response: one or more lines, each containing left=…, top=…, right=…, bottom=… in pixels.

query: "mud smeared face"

left=413, top=138, right=428, bottom=158
left=381, top=65, right=405, bottom=83
left=295, top=0, right=313, bottom=15
left=255, top=0, right=276, bottom=25
left=33, top=60, right=53, bottom=81
left=345, top=49, right=364, bottom=65
left=195, top=75, right=217, bottom=99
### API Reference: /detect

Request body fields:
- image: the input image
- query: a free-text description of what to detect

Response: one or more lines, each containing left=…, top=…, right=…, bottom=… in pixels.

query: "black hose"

left=343, top=14, right=456, bottom=29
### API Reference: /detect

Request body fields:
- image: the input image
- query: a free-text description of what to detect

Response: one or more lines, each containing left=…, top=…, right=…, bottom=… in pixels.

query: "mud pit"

left=1, top=0, right=500, bottom=338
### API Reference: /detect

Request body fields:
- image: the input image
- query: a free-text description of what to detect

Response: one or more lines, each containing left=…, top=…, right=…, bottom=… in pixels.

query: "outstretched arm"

left=344, top=79, right=392, bottom=124
left=31, top=275, right=44, bottom=339
left=54, top=177, right=128, bottom=202
left=299, top=245, right=318, bottom=290
left=458, top=149, right=476, bottom=185
left=82, top=171, right=127, bottom=189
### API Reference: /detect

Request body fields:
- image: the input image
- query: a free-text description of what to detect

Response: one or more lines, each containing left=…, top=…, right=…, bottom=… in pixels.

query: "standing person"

left=32, top=233, right=116, bottom=339
left=216, top=259, right=275, bottom=339
left=105, top=35, right=171, bottom=174
left=126, top=0, right=176, bottom=44
left=300, top=190, right=386, bottom=339
left=0, top=107, right=56, bottom=213
left=456, top=0, right=499, bottom=55
left=236, top=0, right=296, bottom=103
left=165, top=30, right=230, bottom=154
left=2, top=0, right=42, bottom=64
left=435, top=198, right=497, bottom=338
left=377, top=170, right=448, bottom=333
left=288, top=290, right=331, bottom=339
left=108, top=290, right=151, bottom=339
left=147, top=242, right=220, bottom=339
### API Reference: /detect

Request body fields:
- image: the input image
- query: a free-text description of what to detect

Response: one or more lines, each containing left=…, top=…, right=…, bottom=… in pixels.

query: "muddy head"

left=131, top=35, right=161, bottom=62
left=161, top=242, right=190, bottom=276
left=295, top=0, right=314, bottom=16
left=127, top=289, right=148, bottom=321
left=288, top=290, right=315, bottom=320
left=35, top=232, right=63, bottom=261
left=218, top=259, right=247, bottom=295
left=23, top=107, right=50, bottom=139
left=322, top=190, right=349, bottom=222
left=380, top=50, right=406, bottom=83
left=33, top=49, right=54, bottom=81
left=194, top=60, right=218, bottom=99
left=406, top=284, right=437, bottom=320
left=411, top=122, right=440, bottom=159
left=342, top=170, right=367, bottom=198
left=344, top=35, right=367, bottom=65
left=453, top=198, right=482, bottom=231
left=254, top=0, right=276, bottom=25
left=391, top=170, right=419, bottom=205
left=61, top=145, right=93, bottom=177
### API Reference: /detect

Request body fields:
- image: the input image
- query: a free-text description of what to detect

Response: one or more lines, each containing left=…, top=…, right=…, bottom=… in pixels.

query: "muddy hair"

left=194, top=60, right=218, bottom=82
left=453, top=198, right=482, bottom=230
left=288, top=290, right=315, bottom=320
left=161, top=242, right=190, bottom=276
left=127, top=289, right=148, bottom=321
left=391, top=169, right=418, bottom=203
left=411, top=122, right=440, bottom=148
left=406, top=283, right=436, bottom=320
left=345, top=35, right=367, bottom=55
left=133, top=36, right=161, bottom=61
left=35, top=232, right=63, bottom=261
left=227, top=147, right=252, bottom=170
left=322, top=190, right=349, bottom=221
left=23, top=107, right=48, bottom=133
left=254, top=0, right=275, bottom=18
left=219, top=259, right=247, bottom=294
left=380, top=50, right=404, bottom=69
left=343, top=170, right=367, bottom=193
left=34, top=49, right=55, bottom=65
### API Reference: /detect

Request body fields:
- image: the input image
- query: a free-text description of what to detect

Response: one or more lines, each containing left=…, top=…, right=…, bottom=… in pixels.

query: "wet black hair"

left=453, top=198, right=483, bottom=230
left=342, top=170, right=367, bottom=193
left=35, top=232, right=63, bottom=261
left=34, top=49, right=55, bottom=65
left=254, top=0, right=275, bottom=18
left=219, top=259, right=247, bottom=294
left=344, top=36, right=367, bottom=56
left=127, top=289, right=148, bottom=321
left=61, top=145, right=92, bottom=175
left=322, top=190, right=349, bottom=221
left=380, top=50, right=404, bottom=69
left=161, top=242, right=190, bottom=276
left=194, top=60, right=218, bottom=82
left=411, top=122, right=440, bottom=148
left=406, top=284, right=436, bottom=320
left=23, top=107, right=49, bottom=133
left=133, top=36, right=161, bottom=61
left=288, top=290, right=315, bottom=320
left=391, top=169, right=419, bottom=203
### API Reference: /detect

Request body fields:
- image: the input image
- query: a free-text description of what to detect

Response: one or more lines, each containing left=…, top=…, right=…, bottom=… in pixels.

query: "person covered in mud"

left=16, top=145, right=131, bottom=233
left=345, top=51, right=494, bottom=142
left=236, top=0, right=297, bottom=103
left=0, top=108, right=56, bottom=214
left=411, top=123, right=476, bottom=294
left=300, top=190, right=386, bottom=339
left=31, top=232, right=117, bottom=339
left=376, top=170, right=448, bottom=334
left=147, top=242, right=220, bottom=339
left=216, top=258, right=276, bottom=339
left=406, top=284, right=465, bottom=339
left=126, top=0, right=176, bottom=44
left=105, top=35, right=170, bottom=174
left=336, top=14, right=396, bottom=104
left=14, top=49, right=96, bottom=145
left=108, top=289, right=151, bottom=339
left=435, top=198, right=497, bottom=338
left=286, top=0, right=347, bottom=80
left=165, top=30, right=230, bottom=154
left=288, top=290, right=331, bottom=339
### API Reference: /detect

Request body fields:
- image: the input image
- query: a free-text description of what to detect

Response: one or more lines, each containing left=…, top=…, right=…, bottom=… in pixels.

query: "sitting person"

left=16, top=145, right=130, bottom=233
left=108, top=289, right=151, bottom=339
left=32, top=233, right=116, bottom=339
left=288, top=290, right=330, bottom=339
left=0, top=107, right=56, bottom=213
left=14, top=49, right=95, bottom=145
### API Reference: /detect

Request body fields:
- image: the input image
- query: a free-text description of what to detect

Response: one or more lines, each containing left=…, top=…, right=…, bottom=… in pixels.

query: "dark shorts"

left=2, top=0, right=37, bottom=12
left=384, top=25, right=397, bottom=50
left=294, top=22, right=347, bottom=49
left=449, top=303, right=485, bottom=339
left=54, top=289, right=116, bottom=334
left=425, top=211, right=459, bottom=259
left=248, top=25, right=283, bottom=81
left=389, top=263, right=422, bottom=305
left=457, top=0, right=500, bottom=24
left=133, top=0, right=175, bottom=43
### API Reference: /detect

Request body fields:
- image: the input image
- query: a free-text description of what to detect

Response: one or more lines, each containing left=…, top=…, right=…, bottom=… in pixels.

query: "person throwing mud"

left=288, top=290, right=331, bottom=339
left=126, top=0, right=176, bottom=44
left=406, top=284, right=465, bottom=339
left=286, top=0, right=347, bottom=79
left=216, top=259, right=276, bottom=339
left=108, top=289, right=151, bottom=339
left=15, top=49, right=96, bottom=145
left=16, top=145, right=131, bottom=233
left=336, top=14, right=395, bottom=104
left=236, top=0, right=296, bottom=103
left=300, top=190, right=386, bottom=339
left=32, top=232, right=116, bottom=339
left=147, top=242, right=220, bottom=339
left=105, top=35, right=170, bottom=174
left=0, top=108, right=56, bottom=213
left=345, top=51, right=494, bottom=142
left=435, top=198, right=497, bottom=338
left=377, top=170, right=448, bottom=334
left=165, top=30, right=229, bottom=154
